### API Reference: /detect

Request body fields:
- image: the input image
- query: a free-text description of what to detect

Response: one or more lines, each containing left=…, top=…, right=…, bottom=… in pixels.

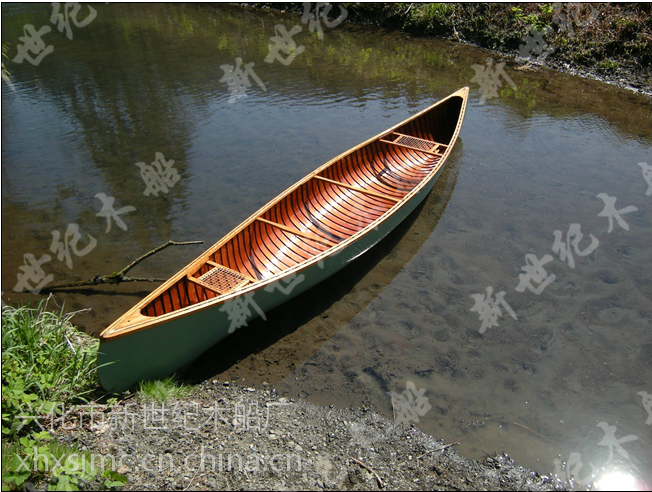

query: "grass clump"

left=1, top=297, right=127, bottom=490
left=1, top=297, right=99, bottom=437
left=136, top=376, right=193, bottom=403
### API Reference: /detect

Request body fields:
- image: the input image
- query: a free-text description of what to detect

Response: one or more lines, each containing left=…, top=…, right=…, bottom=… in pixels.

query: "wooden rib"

left=268, top=191, right=339, bottom=249
left=313, top=175, right=400, bottom=203
left=298, top=184, right=349, bottom=242
left=330, top=146, right=414, bottom=199
left=332, top=153, right=400, bottom=198
left=252, top=221, right=284, bottom=276
left=169, top=286, right=182, bottom=311
left=256, top=217, right=338, bottom=248
left=307, top=183, right=366, bottom=236
left=316, top=179, right=385, bottom=226
left=184, top=277, right=199, bottom=305
left=259, top=222, right=300, bottom=270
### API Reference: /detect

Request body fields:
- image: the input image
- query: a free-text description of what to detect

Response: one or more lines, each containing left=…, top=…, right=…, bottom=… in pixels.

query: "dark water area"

left=2, top=4, right=651, bottom=489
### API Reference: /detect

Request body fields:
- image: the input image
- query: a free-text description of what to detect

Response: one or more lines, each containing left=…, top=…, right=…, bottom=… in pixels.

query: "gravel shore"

left=55, top=381, right=570, bottom=491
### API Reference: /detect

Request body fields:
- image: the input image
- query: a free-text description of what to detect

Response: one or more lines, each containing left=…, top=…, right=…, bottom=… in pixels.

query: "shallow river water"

left=2, top=4, right=651, bottom=489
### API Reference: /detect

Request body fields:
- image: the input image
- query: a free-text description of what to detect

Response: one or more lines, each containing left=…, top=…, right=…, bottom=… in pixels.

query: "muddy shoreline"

left=55, top=381, right=571, bottom=491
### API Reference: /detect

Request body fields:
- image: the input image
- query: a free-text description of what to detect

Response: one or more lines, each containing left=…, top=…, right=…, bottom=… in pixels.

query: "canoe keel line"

left=98, top=88, right=469, bottom=392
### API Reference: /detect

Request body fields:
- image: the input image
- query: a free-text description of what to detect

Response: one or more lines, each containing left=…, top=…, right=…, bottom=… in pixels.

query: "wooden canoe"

left=98, top=87, right=469, bottom=392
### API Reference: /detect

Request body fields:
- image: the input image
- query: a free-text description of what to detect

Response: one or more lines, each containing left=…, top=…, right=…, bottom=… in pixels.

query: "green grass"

left=1, top=297, right=127, bottom=490
left=136, top=376, right=193, bottom=403
left=2, top=433, right=128, bottom=491
left=2, top=297, right=100, bottom=437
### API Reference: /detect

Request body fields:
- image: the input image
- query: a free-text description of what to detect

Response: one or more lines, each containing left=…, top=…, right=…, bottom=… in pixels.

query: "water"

left=2, top=4, right=651, bottom=488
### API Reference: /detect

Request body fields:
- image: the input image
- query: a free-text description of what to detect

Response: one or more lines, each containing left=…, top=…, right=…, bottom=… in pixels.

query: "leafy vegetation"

left=2, top=432, right=127, bottom=491
left=246, top=2, right=651, bottom=89
left=1, top=298, right=99, bottom=438
left=1, top=298, right=127, bottom=491
left=365, top=3, right=650, bottom=86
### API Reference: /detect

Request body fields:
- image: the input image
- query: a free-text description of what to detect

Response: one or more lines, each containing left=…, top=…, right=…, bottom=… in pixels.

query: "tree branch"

left=45, top=240, right=203, bottom=290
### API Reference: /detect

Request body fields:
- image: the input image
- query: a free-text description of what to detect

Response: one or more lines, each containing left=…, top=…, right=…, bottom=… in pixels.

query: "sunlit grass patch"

left=136, top=376, right=193, bottom=403
left=1, top=296, right=100, bottom=436
left=2, top=297, right=128, bottom=490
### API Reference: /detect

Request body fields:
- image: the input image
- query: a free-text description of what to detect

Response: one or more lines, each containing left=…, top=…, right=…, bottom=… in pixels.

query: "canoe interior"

left=119, top=93, right=465, bottom=324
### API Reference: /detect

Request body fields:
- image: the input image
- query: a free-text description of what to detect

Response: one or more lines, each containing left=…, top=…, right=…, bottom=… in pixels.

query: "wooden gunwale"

left=101, top=87, right=469, bottom=340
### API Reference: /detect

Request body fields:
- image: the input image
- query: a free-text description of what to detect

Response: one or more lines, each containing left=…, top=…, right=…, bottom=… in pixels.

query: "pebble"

left=50, top=380, right=564, bottom=491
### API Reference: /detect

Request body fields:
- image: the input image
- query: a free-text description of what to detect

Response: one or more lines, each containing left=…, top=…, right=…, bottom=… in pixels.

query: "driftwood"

left=350, top=457, right=385, bottom=488
left=45, top=240, right=203, bottom=290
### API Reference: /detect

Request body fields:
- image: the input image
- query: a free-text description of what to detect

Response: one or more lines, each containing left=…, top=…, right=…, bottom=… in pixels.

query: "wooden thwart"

left=314, top=175, right=400, bottom=202
left=380, top=132, right=447, bottom=156
left=256, top=217, right=338, bottom=248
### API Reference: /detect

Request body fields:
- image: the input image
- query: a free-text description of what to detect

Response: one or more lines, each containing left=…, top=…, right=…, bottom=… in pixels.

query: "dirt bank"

left=53, top=381, right=571, bottom=491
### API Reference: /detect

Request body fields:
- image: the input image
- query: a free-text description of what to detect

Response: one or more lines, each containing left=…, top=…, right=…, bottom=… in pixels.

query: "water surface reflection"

left=2, top=4, right=651, bottom=488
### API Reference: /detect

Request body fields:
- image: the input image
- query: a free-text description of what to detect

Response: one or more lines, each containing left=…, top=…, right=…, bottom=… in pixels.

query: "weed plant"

left=136, top=376, right=193, bottom=403
left=2, top=297, right=98, bottom=436
left=1, top=297, right=127, bottom=490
